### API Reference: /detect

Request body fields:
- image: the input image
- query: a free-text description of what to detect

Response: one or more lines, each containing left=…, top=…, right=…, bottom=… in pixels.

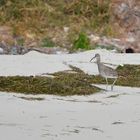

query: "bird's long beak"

left=90, top=56, right=96, bottom=62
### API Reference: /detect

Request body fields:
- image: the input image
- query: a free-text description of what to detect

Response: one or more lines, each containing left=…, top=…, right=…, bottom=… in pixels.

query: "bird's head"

left=90, top=53, right=100, bottom=62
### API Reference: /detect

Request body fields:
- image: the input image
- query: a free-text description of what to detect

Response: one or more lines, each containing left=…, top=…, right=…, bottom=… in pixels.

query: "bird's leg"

left=105, top=78, right=108, bottom=90
left=111, top=78, right=117, bottom=91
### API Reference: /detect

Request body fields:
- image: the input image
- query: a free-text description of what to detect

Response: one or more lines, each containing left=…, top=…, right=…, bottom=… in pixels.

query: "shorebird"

left=90, top=53, right=118, bottom=90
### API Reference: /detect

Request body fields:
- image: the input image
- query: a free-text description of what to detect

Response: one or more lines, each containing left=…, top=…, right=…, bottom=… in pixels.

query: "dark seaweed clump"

left=0, top=66, right=100, bottom=95
left=0, top=65, right=139, bottom=95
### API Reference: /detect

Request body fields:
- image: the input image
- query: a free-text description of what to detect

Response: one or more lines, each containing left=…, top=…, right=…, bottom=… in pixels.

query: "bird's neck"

left=96, top=60, right=101, bottom=73
left=96, top=59, right=101, bottom=64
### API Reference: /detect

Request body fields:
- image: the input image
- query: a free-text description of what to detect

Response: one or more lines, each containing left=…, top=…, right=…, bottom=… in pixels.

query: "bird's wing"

left=102, top=62, right=118, bottom=69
